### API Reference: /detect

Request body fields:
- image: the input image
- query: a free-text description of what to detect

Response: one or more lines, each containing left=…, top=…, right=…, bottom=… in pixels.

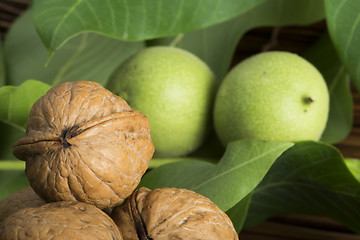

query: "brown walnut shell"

left=0, top=201, right=123, bottom=240
left=111, top=187, right=239, bottom=240
left=12, top=81, right=154, bottom=209
left=0, top=186, right=45, bottom=223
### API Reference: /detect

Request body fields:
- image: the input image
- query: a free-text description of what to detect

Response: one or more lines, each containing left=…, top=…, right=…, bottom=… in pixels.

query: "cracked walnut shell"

left=111, top=187, right=239, bottom=240
left=0, top=201, right=123, bottom=240
left=12, top=81, right=154, bottom=209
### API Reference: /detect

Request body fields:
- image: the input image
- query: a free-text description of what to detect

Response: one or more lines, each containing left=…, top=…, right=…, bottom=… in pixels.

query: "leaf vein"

left=84, top=1, right=103, bottom=30
left=191, top=144, right=289, bottom=191
left=50, top=0, right=83, bottom=48
left=344, top=11, right=360, bottom=60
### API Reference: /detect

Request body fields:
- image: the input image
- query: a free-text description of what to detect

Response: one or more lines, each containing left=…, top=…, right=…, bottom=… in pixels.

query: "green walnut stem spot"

left=303, top=96, right=314, bottom=104
left=302, top=96, right=314, bottom=113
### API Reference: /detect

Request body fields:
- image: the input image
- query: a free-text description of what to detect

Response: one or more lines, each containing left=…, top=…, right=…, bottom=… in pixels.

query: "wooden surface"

left=0, top=0, right=27, bottom=40
left=1, top=1, right=360, bottom=238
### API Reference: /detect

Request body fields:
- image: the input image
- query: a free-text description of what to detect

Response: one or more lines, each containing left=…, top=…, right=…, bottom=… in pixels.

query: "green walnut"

left=107, top=46, right=216, bottom=157
left=214, top=51, right=329, bottom=145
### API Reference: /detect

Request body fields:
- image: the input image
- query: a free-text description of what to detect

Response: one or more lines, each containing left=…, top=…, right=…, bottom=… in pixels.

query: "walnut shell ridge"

left=12, top=81, right=155, bottom=209
left=111, top=187, right=239, bottom=240
left=0, top=201, right=123, bottom=240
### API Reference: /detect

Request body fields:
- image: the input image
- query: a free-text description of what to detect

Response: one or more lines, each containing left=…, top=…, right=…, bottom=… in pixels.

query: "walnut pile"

left=12, top=81, right=154, bottom=209
left=111, top=187, right=239, bottom=240
left=0, top=201, right=123, bottom=240
left=2, top=80, right=239, bottom=239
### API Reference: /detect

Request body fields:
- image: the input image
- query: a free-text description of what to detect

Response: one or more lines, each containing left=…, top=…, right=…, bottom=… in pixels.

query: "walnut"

left=111, top=187, right=239, bottom=239
left=12, top=81, right=154, bottom=209
left=0, top=201, right=123, bottom=240
left=0, top=186, right=45, bottom=222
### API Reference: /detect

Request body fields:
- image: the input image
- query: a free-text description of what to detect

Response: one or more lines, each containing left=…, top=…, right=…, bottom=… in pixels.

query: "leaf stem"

left=52, top=33, right=88, bottom=86
left=262, top=27, right=281, bottom=52
left=169, top=34, right=184, bottom=47
left=0, top=161, right=25, bottom=170
left=329, top=65, right=346, bottom=94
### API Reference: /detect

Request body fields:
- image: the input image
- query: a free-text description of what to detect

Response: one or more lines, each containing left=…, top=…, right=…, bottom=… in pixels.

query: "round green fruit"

left=214, top=51, right=329, bottom=145
left=107, top=46, right=216, bottom=157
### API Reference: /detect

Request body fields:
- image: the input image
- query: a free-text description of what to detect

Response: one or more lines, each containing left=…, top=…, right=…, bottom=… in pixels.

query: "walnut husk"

left=0, top=201, right=123, bottom=240
left=12, top=81, right=154, bottom=209
left=111, top=187, right=239, bottom=240
left=0, top=186, right=45, bottom=223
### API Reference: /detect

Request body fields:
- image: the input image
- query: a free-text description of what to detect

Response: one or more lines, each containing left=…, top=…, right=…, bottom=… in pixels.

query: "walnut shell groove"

left=13, top=81, right=155, bottom=209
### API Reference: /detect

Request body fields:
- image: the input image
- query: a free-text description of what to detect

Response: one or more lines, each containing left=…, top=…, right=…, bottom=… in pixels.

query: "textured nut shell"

left=111, top=187, right=239, bottom=240
left=12, top=81, right=154, bottom=209
left=0, top=187, right=45, bottom=222
left=0, top=201, right=123, bottom=240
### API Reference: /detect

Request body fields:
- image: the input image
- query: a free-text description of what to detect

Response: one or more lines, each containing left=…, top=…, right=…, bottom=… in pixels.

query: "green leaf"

left=151, top=0, right=325, bottom=82
left=0, top=160, right=25, bottom=170
left=344, top=158, right=360, bottom=182
left=0, top=40, right=5, bottom=87
left=0, top=122, right=24, bottom=160
left=0, top=80, right=51, bottom=131
left=303, top=33, right=353, bottom=144
left=226, top=192, right=253, bottom=233
left=32, top=0, right=263, bottom=58
left=0, top=161, right=28, bottom=201
left=325, top=0, right=360, bottom=92
left=141, top=140, right=293, bottom=212
left=4, top=9, right=144, bottom=86
left=148, top=157, right=217, bottom=169
left=244, top=141, right=360, bottom=234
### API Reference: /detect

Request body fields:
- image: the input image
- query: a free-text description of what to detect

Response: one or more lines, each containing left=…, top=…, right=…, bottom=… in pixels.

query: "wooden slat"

left=335, top=86, right=360, bottom=159
left=336, top=128, right=360, bottom=159
left=0, top=0, right=28, bottom=40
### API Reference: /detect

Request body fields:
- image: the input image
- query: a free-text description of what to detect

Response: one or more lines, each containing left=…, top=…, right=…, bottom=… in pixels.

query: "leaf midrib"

left=50, top=0, right=83, bottom=49
left=191, top=143, right=291, bottom=191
